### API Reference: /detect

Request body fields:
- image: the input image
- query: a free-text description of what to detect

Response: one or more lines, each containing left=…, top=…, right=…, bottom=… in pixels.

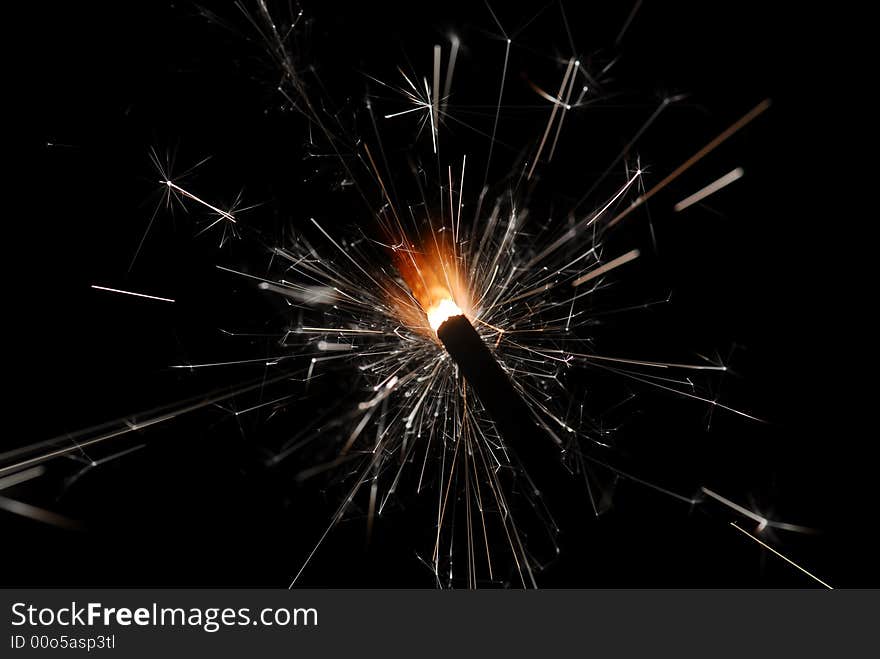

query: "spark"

left=0, top=465, right=81, bottom=528
left=527, top=57, right=577, bottom=180
left=702, top=487, right=815, bottom=533
left=317, top=341, right=355, bottom=351
left=90, top=285, right=175, bottom=303
left=571, top=249, right=641, bottom=287
left=300, top=327, right=386, bottom=335
left=0, top=466, right=46, bottom=492
left=615, top=0, right=643, bottom=46
left=730, top=522, right=833, bottom=589
left=482, top=13, right=511, bottom=192
left=0, top=372, right=298, bottom=477
left=0, top=497, right=81, bottom=530
left=607, top=99, right=771, bottom=229
left=433, top=44, right=442, bottom=150
left=702, top=486, right=770, bottom=530
left=674, top=167, right=745, bottom=212
left=441, top=35, right=460, bottom=111
left=161, top=180, right=236, bottom=224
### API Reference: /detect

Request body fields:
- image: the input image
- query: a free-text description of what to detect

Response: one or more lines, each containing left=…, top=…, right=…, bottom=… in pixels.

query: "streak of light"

left=674, top=167, right=744, bottom=212
left=301, top=326, right=385, bottom=334
left=0, top=371, right=300, bottom=477
left=579, top=453, right=699, bottom=505
left=90, top=285, right=175, bottom=303
left=524, top=169, right=641, bottom=269
left=607, top=99, right=770, bottom=229
left=587, top=361, right=766, bottom=423
left=317, top=341, right=355, bottom=351
left=62, top=444, right=147, bottom=492
left=548, top=59, right=579, bottom=162
left=0, top=466, right=46, bottom=491
left=571, top=249, right=640, bottom=287
left=170, top=356, right=292, bottom=368
left=234, top=394, right=297, bottom=416
left=702, top=486, right=769, bottom=530
left=702, top=487, right=816, bottom=534
left=730, top=522, right=832, bottom=589
left=432, top=44, right=441, bottom=151
left=258, top=281, right=337, bottom=305
left=441, top=35, right=460, bottom=111
left=576, top=96, right=682, bottom=209
left=0, top=496, right=81, bottom=529
left=163, top=180, right=236, bottom=223
left=527, top=58, right=576, bottom=180
left=87, top=444, right=146, bottom=467
left=615, top=0, right=643, bottom=46
left=482, top=32, right=511, bottom=191
left=543, top=350, right=727, bottom=371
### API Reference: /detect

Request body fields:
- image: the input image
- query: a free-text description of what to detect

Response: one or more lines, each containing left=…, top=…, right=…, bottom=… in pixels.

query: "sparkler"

left=1, top=1, right=835, bottom=589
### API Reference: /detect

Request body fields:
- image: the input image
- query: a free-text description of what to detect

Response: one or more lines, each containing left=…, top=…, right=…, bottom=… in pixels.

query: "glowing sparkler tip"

left=427, top=298, right=463, bottom=332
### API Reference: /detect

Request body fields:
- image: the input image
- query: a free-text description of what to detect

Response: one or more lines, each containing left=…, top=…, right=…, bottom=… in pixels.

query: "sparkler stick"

left=436, top=314, right=557, bottom=474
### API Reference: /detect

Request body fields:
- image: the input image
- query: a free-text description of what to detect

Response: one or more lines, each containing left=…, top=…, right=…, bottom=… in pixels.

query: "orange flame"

left=393, top=237, right=469, bottom=335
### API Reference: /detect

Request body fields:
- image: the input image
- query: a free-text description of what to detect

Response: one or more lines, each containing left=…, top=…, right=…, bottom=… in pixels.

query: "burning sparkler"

left=0, top=1, right=835, bottom=589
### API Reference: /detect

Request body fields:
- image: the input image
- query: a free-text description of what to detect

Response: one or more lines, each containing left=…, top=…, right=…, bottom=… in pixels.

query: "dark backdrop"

left=5, top=1, right=870, bottom=587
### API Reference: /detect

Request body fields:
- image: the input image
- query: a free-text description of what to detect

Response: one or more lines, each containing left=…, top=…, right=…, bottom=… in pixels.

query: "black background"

left=5, top=1, right=871, bottom=587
